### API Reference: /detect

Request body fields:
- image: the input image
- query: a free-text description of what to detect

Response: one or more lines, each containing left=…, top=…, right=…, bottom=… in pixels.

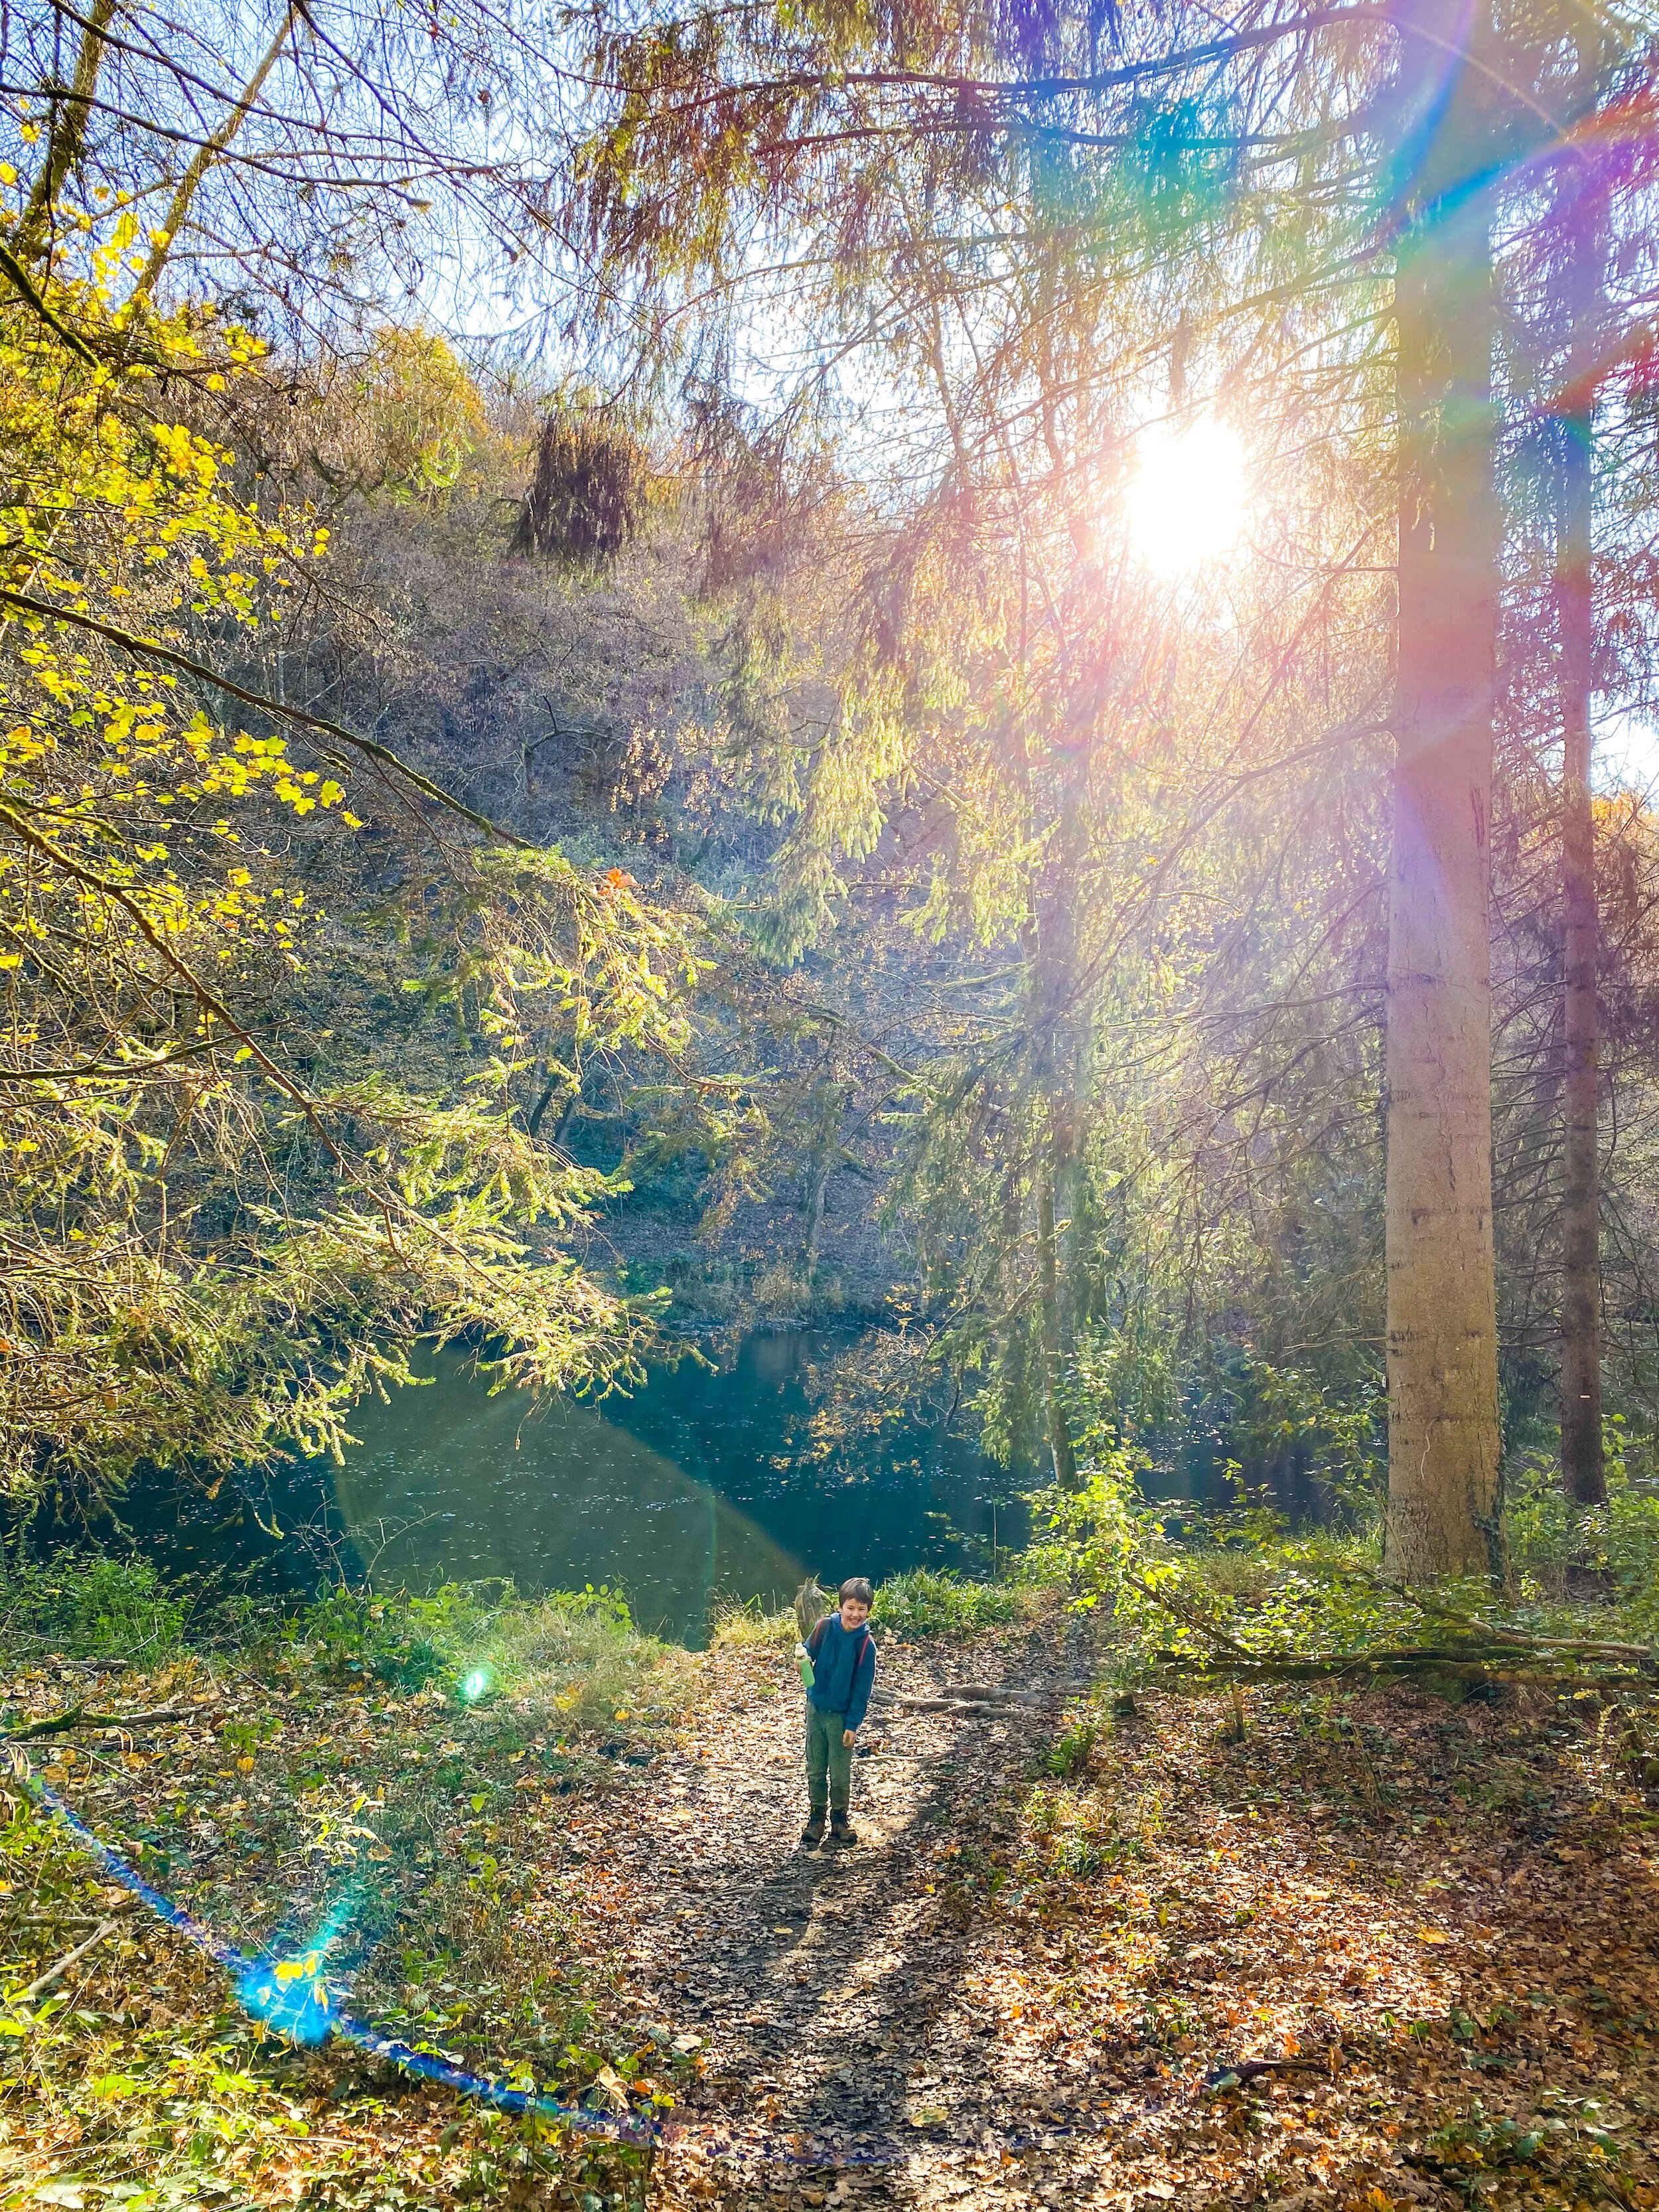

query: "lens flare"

left=1123, top=416, right=1248, bottom=575
left=239, top=1949, right=334, bottom=2045
left=460, top=1666, right=492, bottom=1702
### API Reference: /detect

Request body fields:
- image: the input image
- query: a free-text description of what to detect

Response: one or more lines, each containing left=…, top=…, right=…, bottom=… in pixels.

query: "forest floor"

left=3, top=1601, right=1658, bottom=2212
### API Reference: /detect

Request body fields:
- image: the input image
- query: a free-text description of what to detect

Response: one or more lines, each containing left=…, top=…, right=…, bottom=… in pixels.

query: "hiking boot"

left=800, top=1808, right=826, bottom=1849
left=824, top=1812, right=858, bottom=1850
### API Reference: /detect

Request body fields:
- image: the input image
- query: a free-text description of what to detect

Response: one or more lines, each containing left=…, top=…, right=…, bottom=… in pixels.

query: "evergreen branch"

left=0, top=1040, right=227, bottom=1081
left=615, top=8, right=1389, bottom=118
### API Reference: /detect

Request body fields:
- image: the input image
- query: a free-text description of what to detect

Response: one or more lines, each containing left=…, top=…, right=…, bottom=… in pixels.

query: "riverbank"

left=3, top=1575, right=1657, bottom=2212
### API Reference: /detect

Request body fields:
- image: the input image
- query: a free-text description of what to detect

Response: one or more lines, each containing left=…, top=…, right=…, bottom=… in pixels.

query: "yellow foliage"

left=0, top=188, right=704, bottom=1497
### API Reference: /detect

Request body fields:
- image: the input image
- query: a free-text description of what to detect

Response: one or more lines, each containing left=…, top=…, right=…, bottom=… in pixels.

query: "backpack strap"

left=808, top=1617, right=873, bottom=1672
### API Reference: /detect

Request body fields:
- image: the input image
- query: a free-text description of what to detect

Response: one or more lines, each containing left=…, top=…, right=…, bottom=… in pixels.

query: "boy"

left=801, top=1576, right=877, bottom=1851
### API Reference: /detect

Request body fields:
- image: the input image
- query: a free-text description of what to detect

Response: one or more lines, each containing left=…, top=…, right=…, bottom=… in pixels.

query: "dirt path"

left=548, top=1627, right=1102, bottom=2187
left=538, top=1635, right=1659, bottom=2212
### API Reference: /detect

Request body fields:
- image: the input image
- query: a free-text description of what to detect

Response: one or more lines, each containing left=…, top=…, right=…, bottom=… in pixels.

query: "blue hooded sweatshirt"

left=806, top=1613, right=877, bottom=1730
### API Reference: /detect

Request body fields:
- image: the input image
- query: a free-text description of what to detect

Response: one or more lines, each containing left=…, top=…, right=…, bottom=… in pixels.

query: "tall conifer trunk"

left=1035, top=1143, right=1078, bottom=1489
left=1556, top=147, right=1607, bottom=1508
left=1030, top=730, right=1088, bottom=1493
left=1383, top=0, right=1504, bottom=1578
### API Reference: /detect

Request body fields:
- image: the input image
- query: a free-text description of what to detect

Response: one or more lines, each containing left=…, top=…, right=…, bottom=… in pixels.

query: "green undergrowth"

left=1, top=1578, right=699, bottom=2211
left=1506, top=1436, right=1659, bottom=1630
left=288, top=1578, right=693, bottom=1733
left=1025, top=1445, right=1659, bottom=1694
left=871, top=1566, right=1026, bottom=1639
left=0, top=1552, right=188, bottom=1665
left=711, top=1565, right=1029, bottom=1650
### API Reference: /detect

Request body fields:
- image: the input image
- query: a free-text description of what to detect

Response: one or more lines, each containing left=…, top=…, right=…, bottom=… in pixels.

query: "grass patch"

left=709, top=1595, right=798, bottom=1649
left=290, top=1578, right=694, bottom=1732
left=0, top=1551, right=185, bottom=1662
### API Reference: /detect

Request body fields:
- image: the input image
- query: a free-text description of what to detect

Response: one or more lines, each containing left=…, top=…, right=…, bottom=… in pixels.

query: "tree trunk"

left=1557, top=151, right=1607, bottom=1509
left=803, top=1154, right=832, bottom=1275
left=18, top=0, right=117, bottom=262
left=1384, top=0, right=1504, bottom=1579
left=132, top=5, right=299, bottom=301
left=1035, top=1141, right=1078, bottom=1491
left=1029, top=732, right=1088, bottom=1493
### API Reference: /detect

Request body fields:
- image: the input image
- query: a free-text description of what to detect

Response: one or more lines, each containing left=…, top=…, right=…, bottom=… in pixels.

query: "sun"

left=1123, top=415, right=1248, bottom=576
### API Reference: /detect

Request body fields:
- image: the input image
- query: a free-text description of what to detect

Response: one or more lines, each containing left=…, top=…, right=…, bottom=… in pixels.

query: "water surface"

left=330, top=1331, right=1025, bottom=1641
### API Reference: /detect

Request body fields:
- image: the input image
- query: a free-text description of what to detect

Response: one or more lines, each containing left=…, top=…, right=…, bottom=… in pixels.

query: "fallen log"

left=1153, top=1651, right=1654, bottom=1691
left=19, top=1908, right=134, bottom=2003
left=2, top=1704, right=196, bottom=1741
left=889, top=1694, right=1018, bottom=1714
left=1204, top=2053, right=1337, bottom=2093
left=876, top=1685, right=1040, bottom=1714
left=1129, top=1560, right=1655, bottom=1691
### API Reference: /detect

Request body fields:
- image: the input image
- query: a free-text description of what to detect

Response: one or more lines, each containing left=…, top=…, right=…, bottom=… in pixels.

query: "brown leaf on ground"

left=3, top=1622, right=1656, bottom=2212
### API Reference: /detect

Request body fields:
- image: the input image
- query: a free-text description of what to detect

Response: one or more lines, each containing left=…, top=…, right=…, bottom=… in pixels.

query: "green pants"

left=804, top=1702, right=854, bottom=1812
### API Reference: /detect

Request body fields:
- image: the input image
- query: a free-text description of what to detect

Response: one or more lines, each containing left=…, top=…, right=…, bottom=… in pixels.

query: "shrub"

left=0, top=1554, right=184, bottom=1661
left=294, top=1585, right=451, bottom=1686
left=1050, top=1829, right=1106, bottom=1878
left=1027, top=1441, right=1659, bottom=1689
left=871, top=1568, right=1023, bottom=1639
left=1040, top=1714, right=1100, bottom=1778
left=289, top=1578, right=695, bottom=1735
left=1508, top=1432, right=1659, bottom=1629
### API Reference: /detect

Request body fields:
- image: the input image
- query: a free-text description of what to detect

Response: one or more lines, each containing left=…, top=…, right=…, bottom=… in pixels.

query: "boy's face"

left=840, top=1597, right=871, bottom=1631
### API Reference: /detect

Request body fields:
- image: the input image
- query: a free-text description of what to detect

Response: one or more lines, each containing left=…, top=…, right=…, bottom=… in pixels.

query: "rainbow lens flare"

left=239, top=1949, right=333, bottom=2046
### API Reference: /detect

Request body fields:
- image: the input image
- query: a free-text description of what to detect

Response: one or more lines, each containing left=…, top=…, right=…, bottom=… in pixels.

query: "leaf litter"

left=1, top=1607, right=1656, bottom=2212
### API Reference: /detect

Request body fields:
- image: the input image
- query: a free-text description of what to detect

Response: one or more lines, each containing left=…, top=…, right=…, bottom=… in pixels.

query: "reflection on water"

left=330, top=1331, right=1025, bottom=1643
left=333, top=1376, right=802, bottom=1641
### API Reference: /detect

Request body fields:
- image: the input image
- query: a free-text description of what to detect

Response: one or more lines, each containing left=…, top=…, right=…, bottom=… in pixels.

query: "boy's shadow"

left=669, top=1676, right=1059, bottom=2158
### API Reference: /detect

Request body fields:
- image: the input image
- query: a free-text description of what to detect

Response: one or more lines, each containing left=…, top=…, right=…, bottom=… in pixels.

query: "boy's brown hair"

left=839, top=1576, right=874, bottom=1607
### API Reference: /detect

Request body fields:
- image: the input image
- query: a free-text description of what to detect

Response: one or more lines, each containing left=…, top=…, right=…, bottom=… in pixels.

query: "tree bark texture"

left=1035, top=1144, right=1078, bottom=1491
left=1029, top=731, right=1089, bottom=1493
left=1556, top=152, right=1607, bottom=1509
left=18, top=0, right=117, bottom=261
left=1384, top=0, right=1504, bottom=1579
